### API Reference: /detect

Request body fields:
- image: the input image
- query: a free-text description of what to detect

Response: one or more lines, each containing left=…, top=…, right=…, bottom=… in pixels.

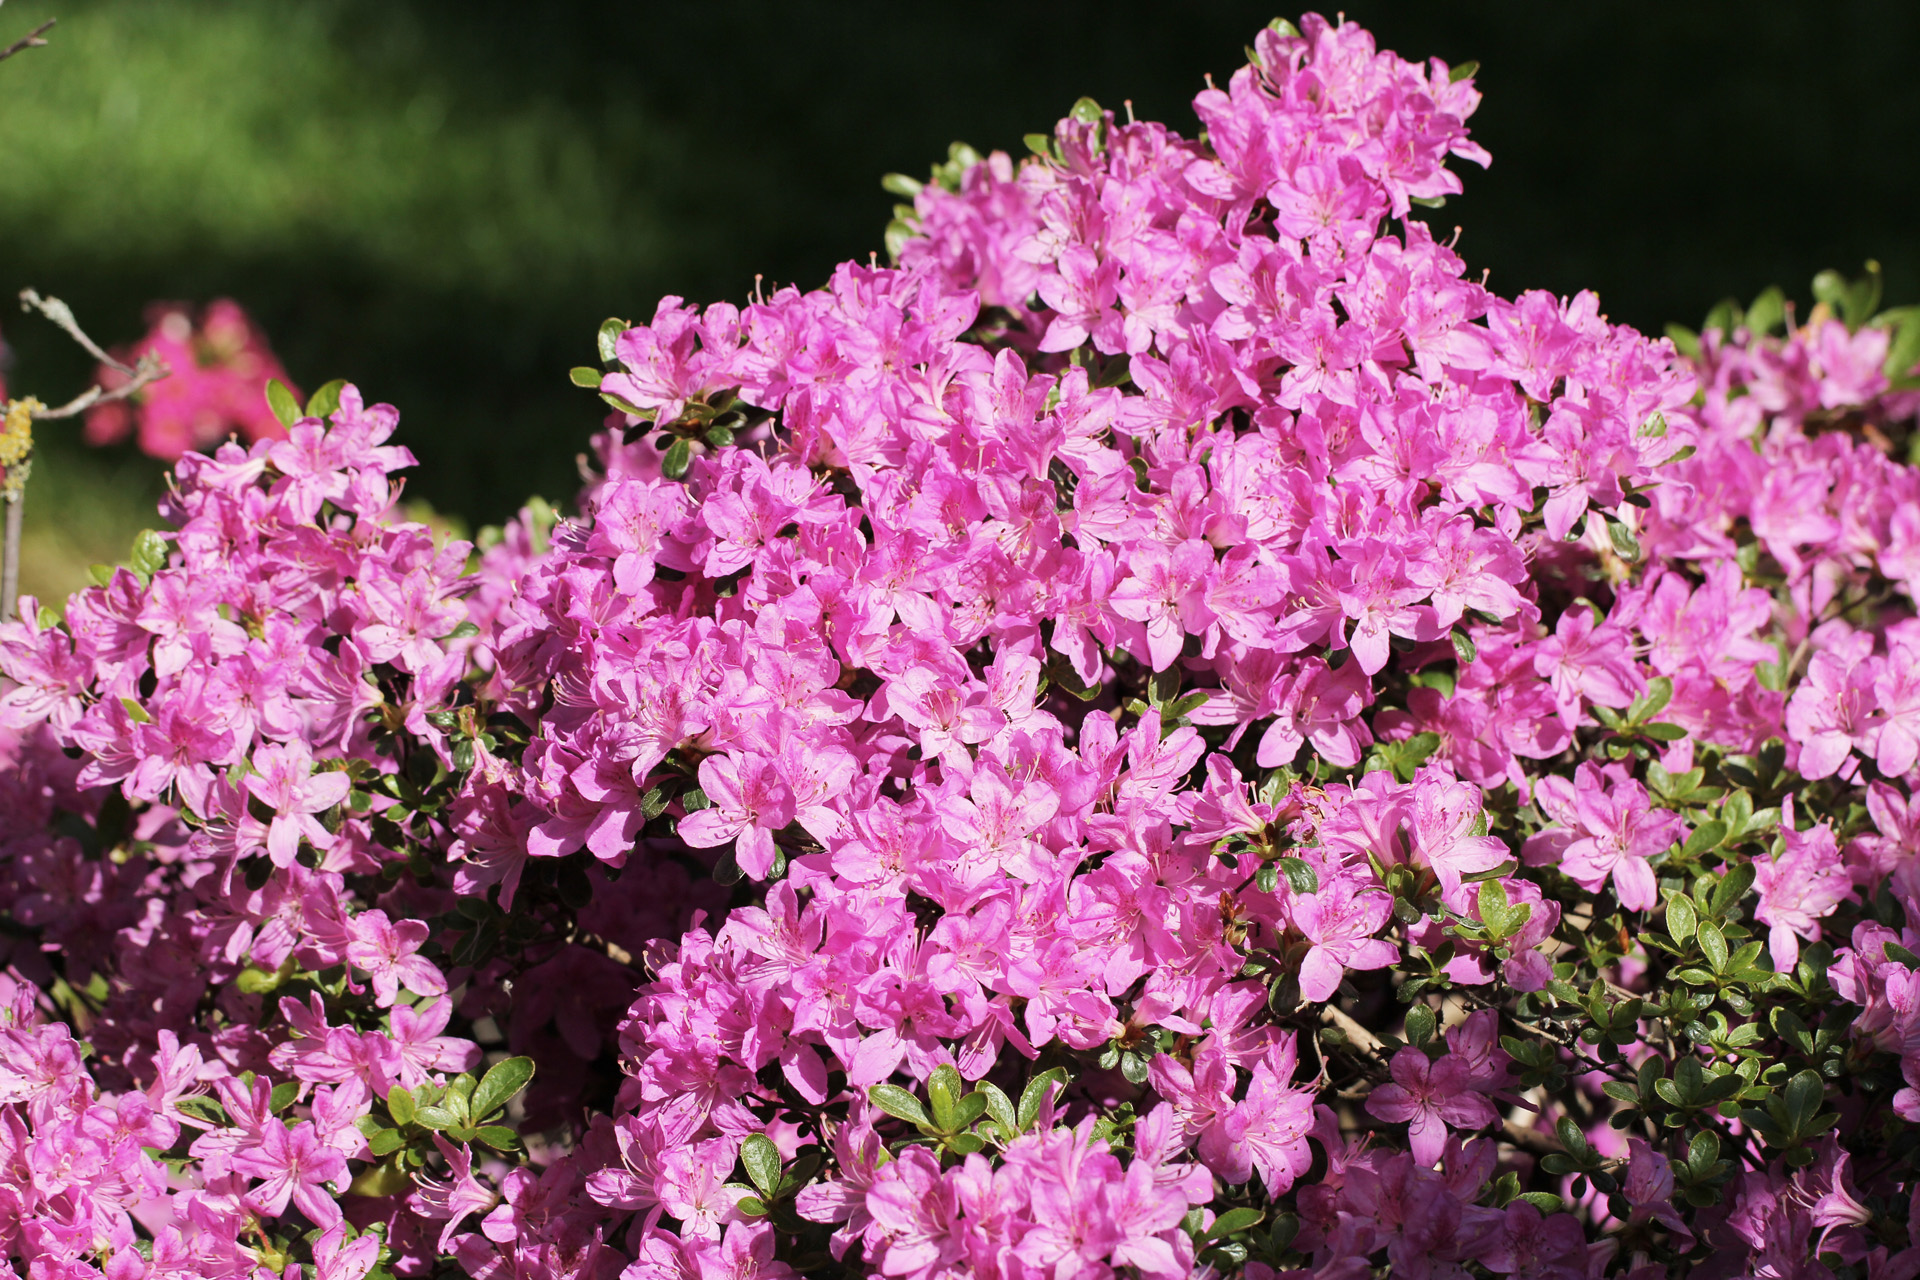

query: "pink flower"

left=345, top=909, right=446, bottom=1007
left=1366, top=1045, right=1498, bottom=1165
left=1754, top=806, right=1851, bottom=972
left=412, top=1136, right=500, bottom=1253
left=233, top=1117, right=349, bottom=1226
left=1528, top=764, right=1682, bottom=912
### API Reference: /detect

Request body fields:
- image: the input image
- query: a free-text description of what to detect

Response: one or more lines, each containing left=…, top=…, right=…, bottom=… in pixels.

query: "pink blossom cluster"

left=0, top=388, right=498, bottom=1275
left=4, top=11, right=1920, bottom=1280
left=86, top=299, right=297, bottom=460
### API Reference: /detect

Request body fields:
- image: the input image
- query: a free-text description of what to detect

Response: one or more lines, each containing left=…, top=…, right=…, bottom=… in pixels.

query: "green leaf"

left=304, top=378, right=347, bottom=419
left=1640, top=722, right=1688, bottom=741
left=1450, top=626, right=1477, bottom=665
left=741, top=1133, right=782, bottom=1197
left=569, top=366, right=603, bottom=388
left=1023, top=132, right=1054, bottom=158
left=880, top=172, right=924, bottom=198
left=1710, top=862, right=1756, bottom=916
left=1448, top=59, right=1480, bottom=83
left=1204, top=1207, right=1265, bottom=1240
left=265, top=378, right=303, bottom=428
left=927, top=1063, right=965, bottom=1132
left=471, top=1125, right=520, bottom=1150
left=661, top=438, right=693, bottom=481
left=384, top=1090, right=418, bottom=1128
left=1697, top=922, right=1729, bottom=973
left=1664, top=323, right=1702, bottom=360
left=268, top=1080, right=299, bottom=1113
left=1277, top=856, right=1318, bottom=895
left=1069, top=96, right=1104, bottom=125
left=598, top=318, right=628, bottom=364
left=413, top=1104, right=459, bottom=1132
left=976, top=1081, right=1017, bottom=1136
left=1404, top=1004, right=1437, bottom=1046
left=868, top=1084, right=931, bottom=1130
left=470, top=1056, right=535, bottom=1122
left=174, top=1095, right=229, bottom=1126
left=130, top=529, right=170, bottom=580
left=1016, top=1068, right=1068, bottom=1132
left=1884, top=306, right=1920, bottom=381
left=1665, top=894, right=1698, bottom=946
left=1681, top=822, right=1726, bottom=860
left=1745, top=286, right=1786, bottom=338
left=1783, top=1068, right=1824, bottom=1131
left=737, top=1195, right=769, bottom=1217
left=1629, top=677, right=1674, bottom=725
left=368, top=1126, right=406, bottom=1157
left=600, top=391, right=650, bottom=419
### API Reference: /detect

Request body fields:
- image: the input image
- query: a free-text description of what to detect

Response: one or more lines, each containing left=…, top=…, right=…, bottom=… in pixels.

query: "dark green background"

left=2, top=0, right=1915, bottom=531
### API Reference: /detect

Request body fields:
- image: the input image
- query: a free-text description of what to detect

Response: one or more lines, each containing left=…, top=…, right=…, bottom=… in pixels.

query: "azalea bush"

left=5, top=12, right=1920, bottom=1280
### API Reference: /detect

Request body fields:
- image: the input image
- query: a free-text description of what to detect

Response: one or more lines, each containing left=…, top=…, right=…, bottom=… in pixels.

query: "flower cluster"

left=86, top=298, right=297, bottom=460
left=6, top=12, right=1920, bottom=1280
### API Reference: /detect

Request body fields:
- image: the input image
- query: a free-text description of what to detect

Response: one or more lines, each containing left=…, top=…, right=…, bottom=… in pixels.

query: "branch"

left=19, top=289, right=133, bottom=374
left=16, top=289, right=172, bottom=419
left=0, top=17, right=53, bottom=65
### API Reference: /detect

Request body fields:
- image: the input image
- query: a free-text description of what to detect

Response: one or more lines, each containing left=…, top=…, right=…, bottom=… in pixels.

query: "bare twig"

left=0, top=17, right=53, bottom=65
left=1, top=494, right=20, bottom=618
left=19, top=289, right=135, bottom=374
left=15, top=290, right=171, bottom=420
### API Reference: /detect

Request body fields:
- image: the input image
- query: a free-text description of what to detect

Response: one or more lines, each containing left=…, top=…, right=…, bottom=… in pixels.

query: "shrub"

left=4, top=13, right=1920, bottom=1280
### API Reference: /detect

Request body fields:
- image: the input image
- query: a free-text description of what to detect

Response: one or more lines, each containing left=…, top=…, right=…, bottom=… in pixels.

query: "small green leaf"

left=1404, top=1004, right=1437, bottom=1046
left=269, top=1080, right=299, bottom=1113
left=1448, top=59, right=1480, bottom=83
left=1451, top=627, right=1477, bottom=665
left=737, top=1195, right=770, bottom=1217
left=1606, top=516, right=1641, bottom=562
left=1666, top=894, right=1698, bottom=945
left=368, top=1126, right=406, bottom=1157
left=1069, top=96, right=1103, bottom=125
left=119, top=696, right=152, bottom=725
left=1697, top=922, right=1729, bottom=973
left=1681, top=822, right=1726, bottom=860
left=598, top=318, right=628, bottom=364
left=130, top=529, right=170, bottom=580
left=662, top=438, right=693, bottom=481
left=868, top=1084, right=931, bottom=1130
left=265, top=378, right=303, bottom=427
left=414, top=1105, right=459, bottom=1131
left=976, top=1081, right=1017, bottom=1135
left=1277, top=856, right=1318, bottom=895
left=927, top=1063, right=964, bottom=1132
left=1016, top=1068, right=1068, bottom=1132
left=880, top=172, right=924, bottom=198
left=741, top=1133, right=782, bottom=1197
left=470, top=1056, right=535, bottom=1122
left=569, top=366, right=603, bottom=388
left=1630, top=676, right=1674, bottom=725
left=1204, top=1207, right=1266, bottom=1240
left=1745, top=286, right=1786, bottom=338
left=471, top=1125, right=520, bottom=1150
left=304, top=378, right=347, bottom=420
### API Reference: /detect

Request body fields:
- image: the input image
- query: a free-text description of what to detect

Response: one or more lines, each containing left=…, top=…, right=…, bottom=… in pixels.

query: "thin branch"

left=29, top=352, right=169, bottom=420
left=0, top=17, right=53, bottom=65
left=19, top=289, right=134, bottom=374
left=15, top=290, right=172, bottom=420
left=1, top=493, right=20, bottom=620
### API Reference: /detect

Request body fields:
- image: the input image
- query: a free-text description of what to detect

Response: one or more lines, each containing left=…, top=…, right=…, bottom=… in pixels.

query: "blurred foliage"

left=0, top=0, right=1915, bottom=602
